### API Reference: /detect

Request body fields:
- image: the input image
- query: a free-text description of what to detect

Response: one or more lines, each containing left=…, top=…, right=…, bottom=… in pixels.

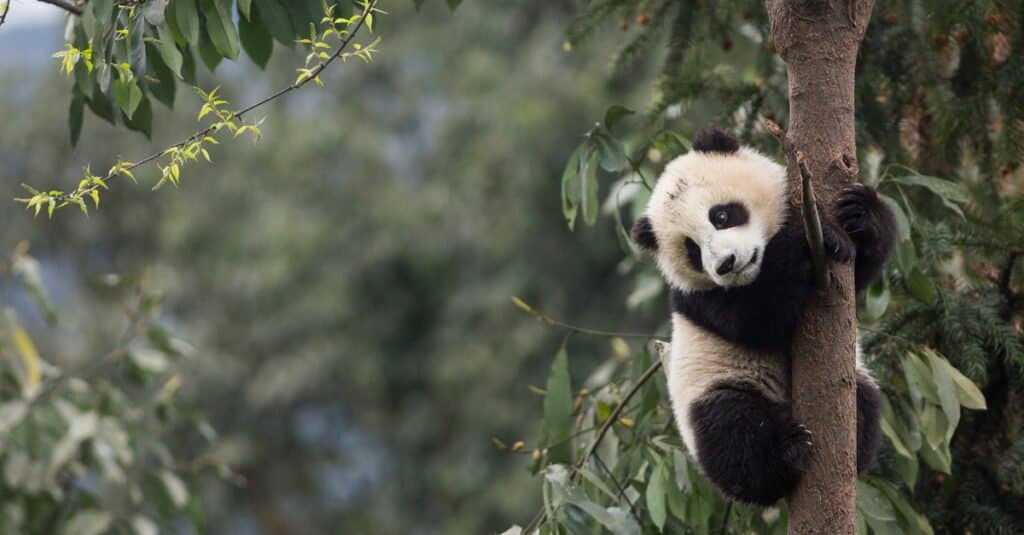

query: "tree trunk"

left=762, top=1, right=875, bottom=533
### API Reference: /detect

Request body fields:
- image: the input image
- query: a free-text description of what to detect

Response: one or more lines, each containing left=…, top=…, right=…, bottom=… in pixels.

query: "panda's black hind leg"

left=689, top=380, right=810, bottom=505
left=835, top=183, right=897, bottom=291
left=857, top=370, right=883, bottom=473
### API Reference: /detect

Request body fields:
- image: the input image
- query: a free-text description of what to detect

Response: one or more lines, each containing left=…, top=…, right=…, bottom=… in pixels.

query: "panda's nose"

left=716, top=255, right=736, bottom=275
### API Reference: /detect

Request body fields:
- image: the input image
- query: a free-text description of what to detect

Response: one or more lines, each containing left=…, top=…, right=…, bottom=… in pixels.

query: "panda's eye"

left=708, top=203, right=749, bottom=230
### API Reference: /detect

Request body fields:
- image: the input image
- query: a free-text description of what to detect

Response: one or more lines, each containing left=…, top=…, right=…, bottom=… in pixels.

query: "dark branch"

left=763, top=119, right=827, bottom=289
left=36, top=0, right=82, bottom=16
left=796, top=151, right=828, bottom=289
left=0, top=0, right=10, bottom=29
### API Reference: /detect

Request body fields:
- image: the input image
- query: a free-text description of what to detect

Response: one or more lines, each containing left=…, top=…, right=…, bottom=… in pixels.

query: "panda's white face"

left=637, top=147, right=788, bottom=292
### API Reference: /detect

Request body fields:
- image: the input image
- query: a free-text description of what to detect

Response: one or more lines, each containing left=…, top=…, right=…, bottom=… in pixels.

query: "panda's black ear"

left=631, top=216, right=658, bottom=251
left=692, top=126, right=740, bottom=154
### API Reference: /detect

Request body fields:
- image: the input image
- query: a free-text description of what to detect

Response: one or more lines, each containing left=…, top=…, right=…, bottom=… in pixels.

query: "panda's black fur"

left=632, top=126, right=896, bottom=505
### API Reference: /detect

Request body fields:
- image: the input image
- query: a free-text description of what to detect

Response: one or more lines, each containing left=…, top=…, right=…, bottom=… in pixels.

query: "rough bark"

left=762, top=1, right=875, bottom=533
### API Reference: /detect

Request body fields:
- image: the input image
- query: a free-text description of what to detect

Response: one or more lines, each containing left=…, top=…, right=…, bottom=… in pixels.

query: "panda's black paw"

left=781, top=423, right=814, bottom=471
left=836, top=183, right=884, bottom=244
left=822, top=222, right=855, bottom=263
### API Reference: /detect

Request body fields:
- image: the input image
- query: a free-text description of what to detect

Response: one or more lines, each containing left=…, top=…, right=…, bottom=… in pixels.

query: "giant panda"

left=630, top=126, right=896, bottom=505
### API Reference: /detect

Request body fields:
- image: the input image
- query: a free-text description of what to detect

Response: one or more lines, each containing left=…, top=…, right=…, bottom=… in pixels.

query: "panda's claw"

left=822, top=223, right=855, bottom=263
left=782, top=423, right=814, bottom=470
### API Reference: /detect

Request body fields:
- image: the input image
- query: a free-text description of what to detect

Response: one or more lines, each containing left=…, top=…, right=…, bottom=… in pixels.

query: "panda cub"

left=631, top=127, right=896, bottom=505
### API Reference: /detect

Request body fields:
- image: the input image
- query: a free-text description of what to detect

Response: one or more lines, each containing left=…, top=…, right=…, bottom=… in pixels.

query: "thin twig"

left=0, top=1, right=11, bottom=29
left=718, top=500, right=733, bottom=535
left=36, top=0, right=81, bottom=16
left=592, top=452, right=643, bottom=526
left=54, top=0, right=378, bottom=204
left=512, top=297, right=662, bottom=339
left=797, top=151, right=827, bottom=289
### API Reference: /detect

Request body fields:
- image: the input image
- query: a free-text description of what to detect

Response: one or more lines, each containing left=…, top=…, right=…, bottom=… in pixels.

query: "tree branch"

left=764, top=119, right=827, bottom=289
left=48, top=0, right=378, bottom=206
left=797, top=151, right=828, bottom=290
left=36, top=0, right=82, bottom=16
left=0, top=1, right=11, bottom=29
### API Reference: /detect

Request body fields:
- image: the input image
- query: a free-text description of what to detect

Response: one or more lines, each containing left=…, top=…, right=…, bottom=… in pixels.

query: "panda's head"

left=631, top=127, right=788, bottom=292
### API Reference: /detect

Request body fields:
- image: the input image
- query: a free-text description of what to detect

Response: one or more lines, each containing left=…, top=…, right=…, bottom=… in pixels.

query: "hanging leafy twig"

left=18, top=0, right=382, bottom=217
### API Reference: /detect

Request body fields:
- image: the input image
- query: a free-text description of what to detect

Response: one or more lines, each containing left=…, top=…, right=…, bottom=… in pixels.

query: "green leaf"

left=919, top=403, right=946, bottom=450
left=887, top=175, right=967, bottom=217
left=85, top=86, right=116, bottom=124
left=69, top=90, right=84, bottom=147
left=129, top=14, right=148, bottom=81
left=940, top=359, right=987, bottom=410
left=238, top=0, right=252, bottom=19
left=646, top=462, right=667, bottom=532
left=159, top=470, right=189, bottom=508
left=905, top=267, right=938, bottom=305
left=114, top=77, right=143, bottom=119
left=924, top=349, right=960, bottom=438
left=871, top=478, right=935, bottom=535
left=171, top=0, right=200, bottom=43
left=156, top=24, right=183, bottom=77
left=147, top=42, right=177, bottom=108
left=63, top=510, right=112, bottom=535
left=123, top=96, right=154, bottom=139
left=581, top=146, right=600, bottom=226
left=864, top=279, right=891, bottom=320
left=197, top=29, right=223, bottom=71
left=542, top=342, right=572, bottom=463
left=653, top=130, right=692, bottom=155
left=446, top=0, right=463, bottom=10
left=604, top=105, right=635, bottom=131
left=239, top=2, right=274, bottom=69
left=199, top=0, right=240, bottom=59
left=878, top=194, right=911, bottom=242
left=919, top=440, right=952, bottom=474
left=904, top=352, right=939, bottom=406
left=180, top=44, right=198, bottom=84
left=593, top=128, right=627, bottom=172
left=142, top=0, right=170, bottom=25
left=254, top=0, right=295, bottom=45
left=857, top=480, right=896, bottom=521
left=561, top=146, right=582, bottom=230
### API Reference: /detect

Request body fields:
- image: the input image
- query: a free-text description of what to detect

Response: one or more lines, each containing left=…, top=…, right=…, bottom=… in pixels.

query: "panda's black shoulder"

left=692, top=127, right=740, bottom=154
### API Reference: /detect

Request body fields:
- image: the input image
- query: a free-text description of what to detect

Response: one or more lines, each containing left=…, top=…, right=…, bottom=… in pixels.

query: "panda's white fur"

left=632, top=127, right=891, bottom=505
left=646, top=146, right=788, bottom=291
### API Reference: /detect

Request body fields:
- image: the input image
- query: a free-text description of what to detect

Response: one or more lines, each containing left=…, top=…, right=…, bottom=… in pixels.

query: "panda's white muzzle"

left=704, top=227, right=765, bottom=287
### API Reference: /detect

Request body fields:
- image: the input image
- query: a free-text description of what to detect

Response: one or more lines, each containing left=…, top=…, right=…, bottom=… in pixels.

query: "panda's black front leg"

left=835, top=183, right=897, bottom=291
left=688, top=381, right=811, bottom=505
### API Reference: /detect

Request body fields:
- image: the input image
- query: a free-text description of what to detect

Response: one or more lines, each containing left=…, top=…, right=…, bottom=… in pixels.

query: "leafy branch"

left=17, top=0, right=382, bottom=217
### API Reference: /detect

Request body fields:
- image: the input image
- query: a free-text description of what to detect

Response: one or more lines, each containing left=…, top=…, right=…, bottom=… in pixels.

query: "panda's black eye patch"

left=708, top=203, right=749, bottom=230
left=685, top=237, right=703, bottom=272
